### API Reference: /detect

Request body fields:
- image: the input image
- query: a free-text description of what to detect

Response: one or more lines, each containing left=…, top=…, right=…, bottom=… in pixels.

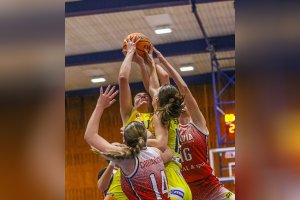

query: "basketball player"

left=97, top=36, right=171, bottom=200
left=85, top=85, right=170, bottom=200
left=153, top=48, right=235, bottom=200
left=144, top=50, right=192, bottom=200
left=119, top=36, right=170, bottom=134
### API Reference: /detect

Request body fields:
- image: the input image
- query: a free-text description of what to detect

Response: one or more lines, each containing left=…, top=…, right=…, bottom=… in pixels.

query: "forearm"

left=159, top=58, right=187, bottom=94
left=160, top=147, right=173, bottom=163
left=84, top=105, right=105, bottom=141
left=138, top=63, right=150, bottom=93
left=147, top=138, right=167, bottom=152
left=119, top=52, right=134, bottom=80
left=119, top=52, right=134, bottom=122
left=148, top=62, right=160, bottom=98
left=156, top=64, right=170, bottom=85
left=84, top=105, right=115, bottom=152
left=97, top=165, right=114, bottom=192
left=147, top=114, right=168, bottom=151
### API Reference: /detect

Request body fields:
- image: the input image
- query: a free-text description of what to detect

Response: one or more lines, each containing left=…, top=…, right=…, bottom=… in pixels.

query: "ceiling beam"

left=66, top=0, right=232, bottom=17
left=66, top=34, right=234, bottom=67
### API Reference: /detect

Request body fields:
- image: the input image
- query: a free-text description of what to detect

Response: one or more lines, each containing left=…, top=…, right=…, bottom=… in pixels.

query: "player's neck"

left=137, top=106, right=149, bottom=113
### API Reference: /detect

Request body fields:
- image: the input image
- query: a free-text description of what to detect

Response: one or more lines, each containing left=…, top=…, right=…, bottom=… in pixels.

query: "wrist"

left=95, top=104, right=105, bottom=111
left=109, top=161, right=115, bottom=167
left=127, top=50, right=135, bottom=55
left=138, top=62, right=145, bottom=67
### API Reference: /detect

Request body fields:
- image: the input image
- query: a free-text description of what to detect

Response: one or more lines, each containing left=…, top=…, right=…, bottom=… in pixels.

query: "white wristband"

left=109, top=161, right=115, bottom=167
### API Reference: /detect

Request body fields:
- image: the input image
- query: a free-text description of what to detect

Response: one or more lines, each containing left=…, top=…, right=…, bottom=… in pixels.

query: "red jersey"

left=121, top=147, right=169, bottom=200
left=179, top=122, right=214, bottom=183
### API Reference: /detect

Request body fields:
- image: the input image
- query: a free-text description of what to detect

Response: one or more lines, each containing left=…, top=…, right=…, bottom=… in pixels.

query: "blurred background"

left=65, top=0, right=235, bottom=199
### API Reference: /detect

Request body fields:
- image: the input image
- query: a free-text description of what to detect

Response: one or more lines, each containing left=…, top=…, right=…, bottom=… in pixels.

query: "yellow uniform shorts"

left=165, top=161, right=192, bottom=200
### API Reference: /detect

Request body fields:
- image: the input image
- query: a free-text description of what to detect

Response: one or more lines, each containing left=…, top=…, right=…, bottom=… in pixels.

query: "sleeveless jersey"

left=125, top=110, right=155, bottom=134
left=168, top=119, right=181, bottom=159
left=179, top=122, right=214, bottom=183
left=121, top=147, right=169, bottom=200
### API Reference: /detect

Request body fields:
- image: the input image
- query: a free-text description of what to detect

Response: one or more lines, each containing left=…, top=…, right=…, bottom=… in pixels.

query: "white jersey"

left=121, top=147, right=169, bottom=200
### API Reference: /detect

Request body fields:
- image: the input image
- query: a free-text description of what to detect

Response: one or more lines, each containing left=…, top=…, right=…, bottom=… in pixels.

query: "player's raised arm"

left=144, top=49, right=160, bottom=101
left=132, top=52, right=150, bottom=93
left=84, top=85, right=123, bottom=153
left=156, top=63, right=170, bottom=85
left=153, top=47, right=207, bottom=132
left=118, top=36, right=141, bottom=124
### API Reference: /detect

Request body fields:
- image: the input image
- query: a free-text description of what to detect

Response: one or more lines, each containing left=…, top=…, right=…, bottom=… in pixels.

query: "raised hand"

left=132, top=51, right=145, bottom=65
left=97, top=85, right=119, bottom=109
left=153, top=47, right=166, bottom=64
left=123, top=36, right=141, bottom=55
left=144, top=47, right=155, bottom=67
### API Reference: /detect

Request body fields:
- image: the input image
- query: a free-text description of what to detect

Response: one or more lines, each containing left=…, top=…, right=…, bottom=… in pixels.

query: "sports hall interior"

left=65, top=1, right=235, bottom=199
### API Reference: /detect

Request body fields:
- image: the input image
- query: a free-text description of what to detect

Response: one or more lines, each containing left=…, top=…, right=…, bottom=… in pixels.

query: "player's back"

left=179, top=122, right=213, bottom=183
left=121, top=147, right=169, bottom=200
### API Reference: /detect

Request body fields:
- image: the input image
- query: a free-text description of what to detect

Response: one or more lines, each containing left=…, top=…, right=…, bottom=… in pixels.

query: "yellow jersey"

left=168, top=119, right=181, bottom=159
left=125, top=109, right=155, bottom=134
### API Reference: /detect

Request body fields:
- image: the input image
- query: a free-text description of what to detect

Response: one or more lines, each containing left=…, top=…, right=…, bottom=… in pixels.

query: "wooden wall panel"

left=65, top=83, right=235, bottom=199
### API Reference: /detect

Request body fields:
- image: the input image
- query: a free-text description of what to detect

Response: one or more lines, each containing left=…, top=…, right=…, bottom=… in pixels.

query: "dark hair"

left=157, top=84, right=184, bottom=126
left=100, top=121, right=147, bottom=160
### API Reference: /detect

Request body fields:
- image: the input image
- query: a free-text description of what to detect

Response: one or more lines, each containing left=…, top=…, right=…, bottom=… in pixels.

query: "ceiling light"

left=91, top=77, right=106, bottom=83
left=180, top=66, right=194, bottom=72
left=155, top=28, right=172, bottom=35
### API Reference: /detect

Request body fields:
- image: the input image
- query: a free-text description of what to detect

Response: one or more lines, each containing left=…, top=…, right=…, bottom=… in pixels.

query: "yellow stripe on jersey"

left=168, top=119, right=181, bottom=159
left=106, top=169, right=128, bottom=200
left=125, top=109, right=155, bottom=134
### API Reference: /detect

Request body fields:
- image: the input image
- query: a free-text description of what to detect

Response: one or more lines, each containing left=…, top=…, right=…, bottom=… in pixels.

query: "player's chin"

left=140, top=100, right=149, bottom=105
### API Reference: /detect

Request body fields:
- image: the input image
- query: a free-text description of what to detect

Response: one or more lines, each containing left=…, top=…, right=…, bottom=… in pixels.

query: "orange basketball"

left=122, top=33, right=152, bottom=58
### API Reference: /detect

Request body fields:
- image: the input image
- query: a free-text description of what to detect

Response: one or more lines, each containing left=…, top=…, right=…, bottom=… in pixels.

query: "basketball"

left=122, top=33, right=152, bottom=58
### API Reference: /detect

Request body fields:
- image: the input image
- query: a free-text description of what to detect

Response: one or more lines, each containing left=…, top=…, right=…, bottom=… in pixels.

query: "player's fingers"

left=135, top=38, right=141, bottom=44
left=149, top=47, right=153, bottom=54
left=110, top=90, right=119, bottom=98
left=105, top=85, right=111, bottom=94
left=132, top=35, right=136, bottom=42
left=100, top=86, right=103, bottom=95
left=135, top=51, right=142, bottom=58
left=122, top=49, right=127, bottom=56
left=108, top=85, right=116, bottom=96
left=109, top=99, right=116, bottom=105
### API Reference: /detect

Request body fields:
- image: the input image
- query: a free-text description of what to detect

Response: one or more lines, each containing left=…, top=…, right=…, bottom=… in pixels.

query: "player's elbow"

left=84, top=133, right=94, bottom=144
left=97, top=182, right=107, bottom=193
left=156, top=141, right=167, bottom=152
left=161, top=73, right=169, bottom=83
left=118, top=74, right=129, bottom=84
left=180, top=84, right=189, bottom=95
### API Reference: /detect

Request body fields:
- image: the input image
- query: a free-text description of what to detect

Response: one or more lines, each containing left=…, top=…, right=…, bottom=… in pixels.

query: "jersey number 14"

left=150, top=170, right=168, bottom=199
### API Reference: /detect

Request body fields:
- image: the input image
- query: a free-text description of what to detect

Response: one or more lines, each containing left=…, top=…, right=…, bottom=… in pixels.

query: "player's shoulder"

left=189, top=121, right=209, bottom=135
left=146, top=146, right=161, bottom=155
